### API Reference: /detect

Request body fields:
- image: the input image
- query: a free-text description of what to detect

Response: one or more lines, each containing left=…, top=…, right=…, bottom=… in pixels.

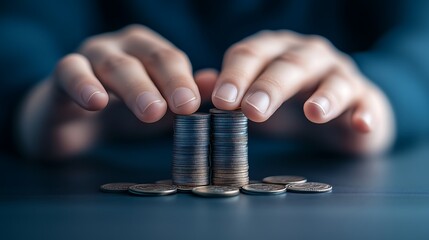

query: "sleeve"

left=352, top=0, right=429, bottom=147
left=0, top=0, right=101, bottom=153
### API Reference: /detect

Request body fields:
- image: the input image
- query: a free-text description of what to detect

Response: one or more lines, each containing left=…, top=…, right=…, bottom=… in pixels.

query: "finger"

left=241, top=40, right=337, bottom=122
left=83, top=44, right=168, bottom=123
left=351, top=98, right=375, bottom=133
left=121, top=26, right=200, bottom=114
left=194, top=68, right=218, bottom=102
left=212, top=31, right=301, bottom=109
left=54, top=54, right=109, bottom=111
left=304, top=73, right=362, bottom=124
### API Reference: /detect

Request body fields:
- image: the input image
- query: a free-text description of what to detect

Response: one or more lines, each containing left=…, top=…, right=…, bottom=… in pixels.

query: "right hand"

left=17, top=24, right=217, bottom=159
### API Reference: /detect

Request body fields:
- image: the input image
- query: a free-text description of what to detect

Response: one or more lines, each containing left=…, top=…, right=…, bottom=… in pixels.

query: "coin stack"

left=172, top=114, right=210, bottom=186
left=210, top=109, right=249, bottom=187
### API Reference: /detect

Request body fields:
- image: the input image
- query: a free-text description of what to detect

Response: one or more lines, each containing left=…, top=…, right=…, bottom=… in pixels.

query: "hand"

left=211, top=30, right=395, bottom=155
left=17, top=25, right=212, bottom=158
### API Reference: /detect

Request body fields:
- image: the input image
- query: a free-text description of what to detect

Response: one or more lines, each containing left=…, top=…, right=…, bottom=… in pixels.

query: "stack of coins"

left=210, top=109, right=249, bottom=187
left=172, top=114, right=210, bottom=186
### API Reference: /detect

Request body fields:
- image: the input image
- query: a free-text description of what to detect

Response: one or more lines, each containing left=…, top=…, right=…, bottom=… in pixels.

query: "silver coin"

left=287, top=182, right=332, bottom=193
left=128, top=184, right=177, bottom=196
left=241, top=183, right=287, bottom=195
left=210, top=109, right=249, bottom=187
left=100, top=182, right=137, bottom=193
left=192, top=185, right=240, bottom=197
left=262, top=175, right=307, bottom=185
left=176, top=185, right=197, bottom=192
left=173, top=113, right=210, bottom=187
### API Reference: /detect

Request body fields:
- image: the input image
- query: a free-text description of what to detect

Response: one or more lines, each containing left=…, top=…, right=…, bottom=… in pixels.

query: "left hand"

left=198, top=30, right=395, bottom=155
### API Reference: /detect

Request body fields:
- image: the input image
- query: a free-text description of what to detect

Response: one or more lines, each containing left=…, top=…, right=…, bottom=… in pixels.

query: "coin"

left=128, top=184, right=177, bottom=196
left=286, top=182, right=332, bottom=193
left=240, top=183, right=287, bottom=195
left=176, top=185, right=197, bottom=192
left=262, top=175, right=307, bottom=185
left=100, top=182, right=137, bottom=193
left=192, top=185, right=240, bottom=197
left=210, top=109, right=249, bottom=187
left=173, top=113, right=210, bottom=186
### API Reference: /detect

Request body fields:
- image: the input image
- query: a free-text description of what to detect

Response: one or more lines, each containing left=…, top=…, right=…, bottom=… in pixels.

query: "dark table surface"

left=1, top=137, right=429, bottom=240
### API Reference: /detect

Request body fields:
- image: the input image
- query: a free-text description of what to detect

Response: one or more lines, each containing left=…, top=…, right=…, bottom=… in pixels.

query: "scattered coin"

left=287, top=182, right=332, bottom=193
left=192, top=185, right=240, bottom=198
left=262, top=175, right=307, bottom=185
left=128, top=184, right=177, bottom=196
left=101, top=111, right=333, bottom=198
left=100, top=182, right=137, bottom=193
left=241, top=183, right=287, bottom=195
left=176, top=185, right=197, bottom=193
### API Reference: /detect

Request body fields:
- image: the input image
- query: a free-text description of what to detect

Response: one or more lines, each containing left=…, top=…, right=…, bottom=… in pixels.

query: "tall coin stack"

left=173, top=114, right=210, bottom=186
left=210, top=109, right=249, bottom=187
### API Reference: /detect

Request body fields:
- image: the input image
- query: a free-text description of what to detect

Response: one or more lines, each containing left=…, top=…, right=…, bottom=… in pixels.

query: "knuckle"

left=79, top=37, right=96, bottom=50
left=337, top=52, right=356, bottom=70
left=79, top=36, right=104, bottom=53
left=222, top=68, right=251, bottom=83
left=276, top=52, right=302, bottom=65
left=147, top=47, right=187, bottom=64
left=99, top=55, right=139, bottom=73
left=55, top=54, right=87, bottom=82
left=257, top=75, right=285, bottom=93
left=165, top=74, right=191, bottom=87
left=277, top=29, right=300, bottom=39
left=56, top=54, right=80, bottom=72
left=78, top=36, right=114, bottom=56
left=122, top=24, right=148, bottom=36
left=226, top=43, right=260, bottom=59
left=306, top=35, right=332, bottom=50
left=255, top=29, right=275, bottom=38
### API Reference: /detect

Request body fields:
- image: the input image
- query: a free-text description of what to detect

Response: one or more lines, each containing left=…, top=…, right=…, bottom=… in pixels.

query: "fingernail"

left=136, top=92, right=162, bottom=114
left=246, top=91, right=270, bottom=114
left=215, top=83, right=238, bottom=103
left=309, top=97, right=330, bottom=116
left=81, top=85, right=103, bottom=104
left=172, top=87, right=197, bottom=108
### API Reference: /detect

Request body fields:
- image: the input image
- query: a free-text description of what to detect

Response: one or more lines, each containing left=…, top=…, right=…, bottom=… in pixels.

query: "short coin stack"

left=172, top=113, right=210, bottom=187
left=210, top=109, right=249, bottom=187
left=100, top=175, right=332, bottom=197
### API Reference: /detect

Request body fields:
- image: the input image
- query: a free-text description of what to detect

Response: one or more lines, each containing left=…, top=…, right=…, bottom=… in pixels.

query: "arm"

left=0, top=0, right=101, bottom=154
left=353, top=0, right=429, bottom=146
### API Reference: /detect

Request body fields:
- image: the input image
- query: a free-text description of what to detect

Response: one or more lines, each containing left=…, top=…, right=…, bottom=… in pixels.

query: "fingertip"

left=170, top=87, right=201, bottom=115
left=135, top=92, right=168, bottom=123
left=81, top=85, right=109, bottom=111
left=211, top=82, right=241, bottom=110
left=241, top=106, right=268, bottom=123
left=86, top=92, right=109, bottom=111
left=212, top=97, right=238, bottom=111
left=303, top=100, right=326, bottom=124
left=139, top=101, right=168, bottom=123
left=352, top=111, right=373, bottom=133
left=174, top=99, right=201, bottom=115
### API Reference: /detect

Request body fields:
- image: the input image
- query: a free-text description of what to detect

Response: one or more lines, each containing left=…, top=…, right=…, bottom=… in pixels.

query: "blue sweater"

left=1, top=0, right=429, bottom=152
